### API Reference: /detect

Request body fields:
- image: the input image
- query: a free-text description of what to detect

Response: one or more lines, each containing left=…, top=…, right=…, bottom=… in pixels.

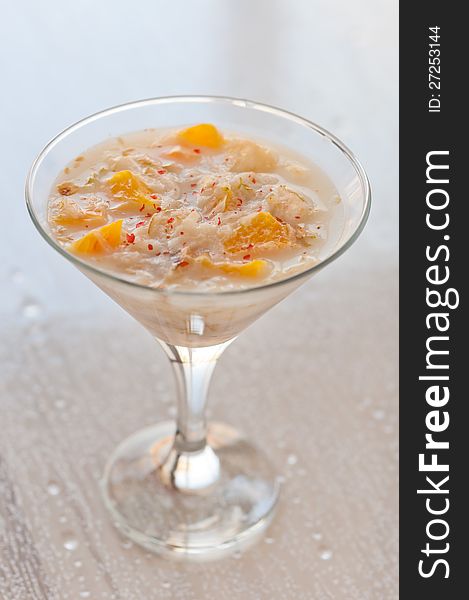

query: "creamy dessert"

left=48, top=124, right=341, bottom=291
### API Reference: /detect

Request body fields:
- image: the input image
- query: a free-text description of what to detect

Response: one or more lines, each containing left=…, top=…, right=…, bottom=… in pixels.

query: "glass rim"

left=25, top=94, right=372, bottom=298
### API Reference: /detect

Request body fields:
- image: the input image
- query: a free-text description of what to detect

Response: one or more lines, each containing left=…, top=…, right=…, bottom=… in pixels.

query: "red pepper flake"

left=126, top=233, right=135, bottom=243
left=162, top=251, right=170, bottom=255
left=190, top=183, right=197, bottom=188
left=247, top=243, right=254, bottom=249
left=257, top=207, right=262, bottom=212
left=135, top=221, right=146, bottom=228
left=252, top=177, right=257, bottom=184
left=178, top=260, right=189, bottom=267
left=156, top=206, right=162, bottom=212
left=236, top=198, right=243, bottom=207
left=157, top=169, right=166, bottom=175
left=150, top=194, right=158, bottom=199
left=147, top=243, right=153, bottom=250
left=217, top=217, right=221, bottom=226
left=155, top=251, right=161, bottom=256
left=179, top=231, right=185, bottom=235
left=139, top=203, right=145, bottom=212
left=294, top=215, right=301, bottom=219
left=193, top=148, right=201, bottom=154
left=167, top=217, right=175, bottom=224
left=243, top=254, right=251, bottom=260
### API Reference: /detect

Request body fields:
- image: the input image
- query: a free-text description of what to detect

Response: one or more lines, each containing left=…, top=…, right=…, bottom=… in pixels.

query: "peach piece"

left=51, top=197, right=107, bottom=227
left=223, top=211, right=292, bottom=254
left=69, top=219, right=123, bottom=255
left=107, top=170, right=158, bottom=211
left=196, top=256, right=271, bottom=278
left=178, top=124, right=224, bottom=149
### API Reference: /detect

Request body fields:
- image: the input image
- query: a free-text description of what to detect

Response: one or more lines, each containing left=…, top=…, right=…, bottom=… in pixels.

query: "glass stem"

left=157, top=340, right=232, bottom=492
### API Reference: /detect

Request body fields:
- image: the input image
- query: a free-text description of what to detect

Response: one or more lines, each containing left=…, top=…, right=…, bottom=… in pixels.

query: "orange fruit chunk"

left=195, top=256, right=270, bottom=278
left=178, top=124, right=224, bottom=149
left=223, top=211, right=292, bottom=254
left=69, top=220, right=123, bottom=255
left=53, top=210, right=106, bottom=227
left=51, top=198, right=106, bottom=227
left=107, top=170, right=157, bottom=210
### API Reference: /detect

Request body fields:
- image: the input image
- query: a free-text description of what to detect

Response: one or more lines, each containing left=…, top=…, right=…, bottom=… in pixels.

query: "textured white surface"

left=0, top=0, right=398, bottom=598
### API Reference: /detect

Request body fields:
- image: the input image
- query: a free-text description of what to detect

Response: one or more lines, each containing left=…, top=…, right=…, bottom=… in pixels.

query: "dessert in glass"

left=26, top=96, right=370, bottom=560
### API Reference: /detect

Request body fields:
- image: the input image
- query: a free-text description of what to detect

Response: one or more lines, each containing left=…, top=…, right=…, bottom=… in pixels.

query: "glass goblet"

left=26, top=96, right=371, bottom=560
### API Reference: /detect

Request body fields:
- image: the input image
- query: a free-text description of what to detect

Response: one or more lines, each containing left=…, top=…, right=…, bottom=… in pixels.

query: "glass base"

left=102, top=421, right=279, bottom=560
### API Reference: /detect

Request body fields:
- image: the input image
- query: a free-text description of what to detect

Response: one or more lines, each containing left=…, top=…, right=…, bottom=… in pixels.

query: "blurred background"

left=0, top=1, right=398, bottom=599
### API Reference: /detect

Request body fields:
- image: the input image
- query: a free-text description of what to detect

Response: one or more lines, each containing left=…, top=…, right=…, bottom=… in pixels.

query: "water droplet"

left=293, top=497, right=301, bottom=505
left=312, top=532, right=323, bottom=541
left=162, top=581, right=171, bottom=589
left=121, top=540, right=133, bottom=549
left=372, top=409, right=386, bottom=421
left=319, top=548, right=333, bottom=560
left=47, top=481, right=61, bottom=496
left=11, top=269, right=25, bottom=284
left=63, top=534, right=78, bottom=551
left=276, top=475, right=286, bottom=484
left=59, top=515, right=67, bottom=524
left=74, top=560, right=82, bottom=568
left=22, top=300, right=42, bottom=319
left=287, top=454, right=298, bottom=466
left=265, top=537, right=274, bottom=544
left=54, top=399, right=66, bottom=410
left=79, top=592, right=90, bottom=598
left=358, top=397, right=372, bottom=410
left=77, top=575, right=85, bottom=583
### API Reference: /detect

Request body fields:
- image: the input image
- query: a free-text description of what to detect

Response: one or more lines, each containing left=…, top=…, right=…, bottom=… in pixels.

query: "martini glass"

left=26, top=96, right=371, bottom=560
